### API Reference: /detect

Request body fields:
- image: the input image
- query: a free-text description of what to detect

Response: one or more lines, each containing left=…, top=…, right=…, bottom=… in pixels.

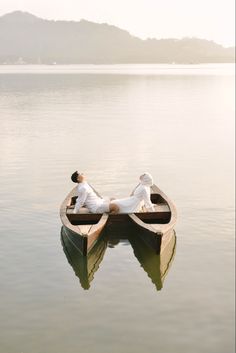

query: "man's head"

left=71, top=171, right=85, bottom=183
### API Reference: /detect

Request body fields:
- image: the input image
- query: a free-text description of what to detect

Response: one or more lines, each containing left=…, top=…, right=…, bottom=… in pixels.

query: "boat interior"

left=66, top=193, right=171, bottom=225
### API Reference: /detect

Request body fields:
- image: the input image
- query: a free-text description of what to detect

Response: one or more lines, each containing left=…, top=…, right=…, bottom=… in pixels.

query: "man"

left=71, top=171, right=119, bottom=214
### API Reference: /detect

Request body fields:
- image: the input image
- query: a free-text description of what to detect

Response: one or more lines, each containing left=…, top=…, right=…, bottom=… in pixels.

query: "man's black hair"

left=71, top=171, right=79, bottom=183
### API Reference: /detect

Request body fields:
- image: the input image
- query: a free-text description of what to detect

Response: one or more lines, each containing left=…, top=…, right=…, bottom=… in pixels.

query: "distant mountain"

left=0, top=11, right=234, bottom=64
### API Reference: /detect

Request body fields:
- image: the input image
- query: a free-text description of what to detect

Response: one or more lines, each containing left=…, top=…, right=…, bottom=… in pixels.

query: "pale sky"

left=0, top=0, right=235, bottom=47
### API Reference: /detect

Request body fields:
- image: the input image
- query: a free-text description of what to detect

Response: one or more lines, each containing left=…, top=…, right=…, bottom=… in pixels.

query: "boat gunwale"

left=128, top=184, right=177, bottom=235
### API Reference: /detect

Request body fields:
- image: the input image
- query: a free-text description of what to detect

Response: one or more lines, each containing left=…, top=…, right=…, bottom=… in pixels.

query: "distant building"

left=15, top=57, right=27, bottom=64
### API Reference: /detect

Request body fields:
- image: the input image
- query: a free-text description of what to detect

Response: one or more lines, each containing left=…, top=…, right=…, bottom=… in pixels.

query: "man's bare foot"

left=109, top=203, right=119, bottom=214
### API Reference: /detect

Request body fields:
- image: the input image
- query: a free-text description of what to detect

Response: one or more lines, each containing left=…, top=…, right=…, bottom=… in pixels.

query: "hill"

left=0, top=11, right=234, bottom=64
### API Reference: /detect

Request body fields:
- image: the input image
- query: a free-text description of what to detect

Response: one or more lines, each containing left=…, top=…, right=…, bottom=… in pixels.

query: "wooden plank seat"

left=134, top=211, right=171, bottom=224
left=67, top=205, right=170, bottom=226
left=67, top=206, right=90, bottom=215
left=140, top=203, right=170, bottom=213
left=67, top=204, right=170, bottom=214
left=135, top=203, right=171, bottom=224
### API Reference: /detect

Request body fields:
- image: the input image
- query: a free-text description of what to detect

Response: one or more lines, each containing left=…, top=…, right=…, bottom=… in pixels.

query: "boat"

left=60, top=185, right=109, bottom=255
left=128, top=184, right=177, bottom=254
left=60, top=183, right=177, bottom=255
left=61, top=227, right=107, bottom=289
left=129, top=230, right=176, bottom=290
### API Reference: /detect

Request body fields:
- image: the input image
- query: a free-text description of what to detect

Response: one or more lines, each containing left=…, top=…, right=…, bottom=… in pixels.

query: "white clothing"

left=96, top=200, right=110, bottom=213
left=111, top=182, right=155, bottom=213
left=140, top=172, right=153, bottom=187
left=73, top=182, right=109, bottom=214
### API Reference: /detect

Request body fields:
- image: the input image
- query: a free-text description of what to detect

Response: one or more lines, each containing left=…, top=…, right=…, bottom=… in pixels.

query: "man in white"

left=71, top=171, right=119, bottom=214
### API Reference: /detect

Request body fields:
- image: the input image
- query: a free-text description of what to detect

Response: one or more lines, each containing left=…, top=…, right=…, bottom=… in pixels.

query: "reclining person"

left=110, top=172, right=155, bottom=213
left=71, top=171, right=119, bottom=214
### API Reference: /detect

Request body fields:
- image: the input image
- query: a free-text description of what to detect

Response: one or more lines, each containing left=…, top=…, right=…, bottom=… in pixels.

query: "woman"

left=111, top=172, right=155, bottom=213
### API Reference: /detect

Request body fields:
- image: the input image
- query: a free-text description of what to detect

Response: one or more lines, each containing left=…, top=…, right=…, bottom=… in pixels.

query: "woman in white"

left=111, top=172, right=155, bottom=213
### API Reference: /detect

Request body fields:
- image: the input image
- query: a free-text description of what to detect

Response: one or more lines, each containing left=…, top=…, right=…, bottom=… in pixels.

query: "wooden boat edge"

left=128, top=184, right=177, bottom=235
left=60, top=186, right=109, bottom=255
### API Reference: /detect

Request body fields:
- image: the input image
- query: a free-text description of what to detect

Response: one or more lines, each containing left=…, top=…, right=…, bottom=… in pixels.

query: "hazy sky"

left=0, top=0, right=235, bottom=46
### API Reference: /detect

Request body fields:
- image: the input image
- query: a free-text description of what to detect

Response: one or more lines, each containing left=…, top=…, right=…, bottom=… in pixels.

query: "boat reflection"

left=129, top=230, right=176, bottom=290
left=61, top=227, right=107, bottom=290
left=107, top=228, right=130, bottom=248
left=61, top=226, right=176, bottom=291
left=106, top=228, right=177, bottom=291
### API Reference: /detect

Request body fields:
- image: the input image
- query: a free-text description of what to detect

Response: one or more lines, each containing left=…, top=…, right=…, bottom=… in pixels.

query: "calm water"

left=0, top=64, right=235, bottom=353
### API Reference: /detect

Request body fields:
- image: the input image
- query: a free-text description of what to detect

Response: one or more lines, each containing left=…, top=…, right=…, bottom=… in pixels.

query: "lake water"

left=0, top=64, right=235, bottom=353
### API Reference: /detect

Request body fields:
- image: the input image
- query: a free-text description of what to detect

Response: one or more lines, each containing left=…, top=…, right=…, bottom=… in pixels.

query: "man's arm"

left=73, top=187, right=87, bottom=214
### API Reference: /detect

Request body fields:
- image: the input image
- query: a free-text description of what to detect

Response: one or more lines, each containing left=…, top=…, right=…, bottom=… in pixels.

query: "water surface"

left=0, top=64, right=234, bottom=353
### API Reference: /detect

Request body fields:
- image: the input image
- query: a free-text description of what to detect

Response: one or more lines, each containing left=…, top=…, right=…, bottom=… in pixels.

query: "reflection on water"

left=61, top=227, right=107, bottom=290
left=61, top=227, right=176, bottom=291
left=129, top=231, right=176, bottom=290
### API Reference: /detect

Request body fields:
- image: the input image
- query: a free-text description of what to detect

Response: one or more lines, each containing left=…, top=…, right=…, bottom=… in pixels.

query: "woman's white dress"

left=111, top=182, right=155, bottom=213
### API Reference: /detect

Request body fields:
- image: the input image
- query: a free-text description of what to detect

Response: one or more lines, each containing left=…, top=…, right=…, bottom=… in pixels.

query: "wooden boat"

left=128, top=184, right=177, bottom=254
left=61, top=227, right=107, bottom=290
left=60, top=185, right=109, bottom=256
left=60, top=183, right=177, bottom=255
left=129, top=230, right=176, bottom=290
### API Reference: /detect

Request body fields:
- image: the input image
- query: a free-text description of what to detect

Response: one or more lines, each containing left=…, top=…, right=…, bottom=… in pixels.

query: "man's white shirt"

left=73, top=182, right=104, bottom=213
